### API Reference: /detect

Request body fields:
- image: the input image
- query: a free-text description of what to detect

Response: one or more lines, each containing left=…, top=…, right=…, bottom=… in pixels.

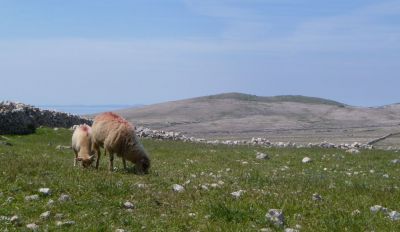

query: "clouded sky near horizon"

left=0, top=0, right=399, bottom=106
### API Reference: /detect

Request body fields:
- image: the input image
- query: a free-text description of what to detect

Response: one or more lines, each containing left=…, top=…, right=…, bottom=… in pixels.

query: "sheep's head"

left=77, top=155, right=95, bottom=168
left=135, top=156, right=150, bottom=175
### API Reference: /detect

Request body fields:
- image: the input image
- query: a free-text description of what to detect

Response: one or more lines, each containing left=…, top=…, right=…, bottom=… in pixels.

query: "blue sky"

left=0, top=0, right=399, bottom=106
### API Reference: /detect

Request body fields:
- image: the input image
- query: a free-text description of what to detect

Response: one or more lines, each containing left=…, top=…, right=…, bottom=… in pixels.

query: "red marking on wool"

left=78, top=124, right=91, bottom=135
left=95, top=112, right=133, bottom=128
left=81, top=125, right=89, bottom=132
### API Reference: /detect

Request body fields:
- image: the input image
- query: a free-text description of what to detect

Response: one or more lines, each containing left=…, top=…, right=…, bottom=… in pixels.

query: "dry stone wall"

left=135, top=126, right=374, bottom=150
left=0, top=101, right=92, bottom=135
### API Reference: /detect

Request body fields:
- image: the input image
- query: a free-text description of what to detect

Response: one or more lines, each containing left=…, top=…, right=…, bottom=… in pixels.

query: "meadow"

left=1, top=128, right=400, bottom=231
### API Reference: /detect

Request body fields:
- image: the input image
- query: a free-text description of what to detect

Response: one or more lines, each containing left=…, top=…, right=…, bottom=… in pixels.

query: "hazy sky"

left=0, top=0, right=399, bottom=106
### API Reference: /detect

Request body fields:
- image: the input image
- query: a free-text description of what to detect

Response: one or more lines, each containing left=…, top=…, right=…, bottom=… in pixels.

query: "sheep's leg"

left=108, top=151, right=114, bottom=172
left=122, top=158, right=127, bottom=169
left=93, top=143, right=101, bottom=169
left=73, top=150, right=78, bottom=167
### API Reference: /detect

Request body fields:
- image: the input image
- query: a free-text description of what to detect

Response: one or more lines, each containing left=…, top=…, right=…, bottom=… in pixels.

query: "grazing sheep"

left=71, top=124, right=95, bottom=168
left=91, top=112, right=150, bottom=174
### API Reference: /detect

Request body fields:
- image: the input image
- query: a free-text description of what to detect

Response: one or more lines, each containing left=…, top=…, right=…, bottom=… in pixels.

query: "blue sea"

left=38, top=105, right=141, bottom=115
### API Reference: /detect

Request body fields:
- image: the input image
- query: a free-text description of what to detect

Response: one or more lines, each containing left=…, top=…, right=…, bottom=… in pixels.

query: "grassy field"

left=1, top=128, right=400, bottom=231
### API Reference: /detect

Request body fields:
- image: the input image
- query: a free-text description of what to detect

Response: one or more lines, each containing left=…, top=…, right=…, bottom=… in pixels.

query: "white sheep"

left=71, top=124, right=95, bottom=168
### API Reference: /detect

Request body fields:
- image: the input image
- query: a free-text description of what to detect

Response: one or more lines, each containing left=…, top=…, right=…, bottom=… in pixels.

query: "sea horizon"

left=38, top=104, right=142, bottom=115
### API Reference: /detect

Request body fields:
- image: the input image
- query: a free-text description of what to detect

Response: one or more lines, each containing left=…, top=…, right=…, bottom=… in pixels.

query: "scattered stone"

left=281, top=165, right=290, bottom=171
left=266, top=209, right=284, bottom=227
left=391, top=159, right=400, bottom=164
left=26, top=223, right=39, bottom=231
left=388, top=211, right=400, bottom=221
left=5, top=196, right=14, bottom=203
left=123, top=201, right=135, bottom=209
left=172, top=184, right=185, bottom=193
left=295, top=224, right=302, bottom=230
left=64, top=220, right=76, bottom=226
left=58, top=194, right=71, bottom=202
left=346, top=148, right=360, bottom=154
left=312, top=193, right=323, bottom=201
left=56, top=221, right=76, bottom=227
left=188, top=213, right=196, bottom=217
left=260, top=228, right=272, bottom=232
left=47, top=199, right=55, bottom=206
left=352, top=209, right=361, bottom=216
left=383, top=174, right=389, bottom=178
left=370, top=205, right=388, bottom=213
left=285, top=228, right=299, bottom=232
left=0, top=216, right=10, bottom=222
left=136, top=183, right=146, bottom=188
left=40, top=211, right=51, bottom=220
left=115, top=229, right=127, bottom=232
left=25, top=194, right=39, bottom=201
left=201, top=185, right=209, bottom=191
left=231, top=190, right=245, bottom=199
left=210, top=183, right=219, bottom=188
left=302, top=157, right=312, bottom=163
left=10, top=215, right=20, bottom=225
left=39, top=188, right=51, bottom=196
left=256, top=152, right=269, bottom=160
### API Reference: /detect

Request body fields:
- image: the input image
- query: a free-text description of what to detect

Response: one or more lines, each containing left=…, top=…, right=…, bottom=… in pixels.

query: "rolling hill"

left=114, top=93, right=400, bottom=145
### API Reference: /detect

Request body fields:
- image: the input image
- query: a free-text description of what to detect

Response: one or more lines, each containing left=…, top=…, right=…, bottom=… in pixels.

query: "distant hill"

left=114, top=93, right=400, bottom=145
left=198, top=93, right=346, bottom=107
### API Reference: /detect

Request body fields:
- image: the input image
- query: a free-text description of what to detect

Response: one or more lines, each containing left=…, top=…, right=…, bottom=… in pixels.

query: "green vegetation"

left=1, top=128, right=400, bottom=231
left=203, top=92, right=346, bottom=107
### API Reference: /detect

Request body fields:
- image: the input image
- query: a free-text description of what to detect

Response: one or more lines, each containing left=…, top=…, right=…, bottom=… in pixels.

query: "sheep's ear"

left=89, top=155, right=95, bottom=161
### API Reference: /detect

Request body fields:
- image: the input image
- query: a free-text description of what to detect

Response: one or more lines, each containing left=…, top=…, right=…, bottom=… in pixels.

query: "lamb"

left=71, top=124, right=95, bottom=168
left=91, top=112, right=150, bottom=174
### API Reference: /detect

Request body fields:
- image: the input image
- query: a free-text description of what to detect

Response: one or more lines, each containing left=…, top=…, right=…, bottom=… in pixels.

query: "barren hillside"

left=115, top=93, right=400, bottom=145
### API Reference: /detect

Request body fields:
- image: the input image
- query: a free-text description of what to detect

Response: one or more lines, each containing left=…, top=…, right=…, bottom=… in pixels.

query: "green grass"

left=1, top=128, right=400, bottom=231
